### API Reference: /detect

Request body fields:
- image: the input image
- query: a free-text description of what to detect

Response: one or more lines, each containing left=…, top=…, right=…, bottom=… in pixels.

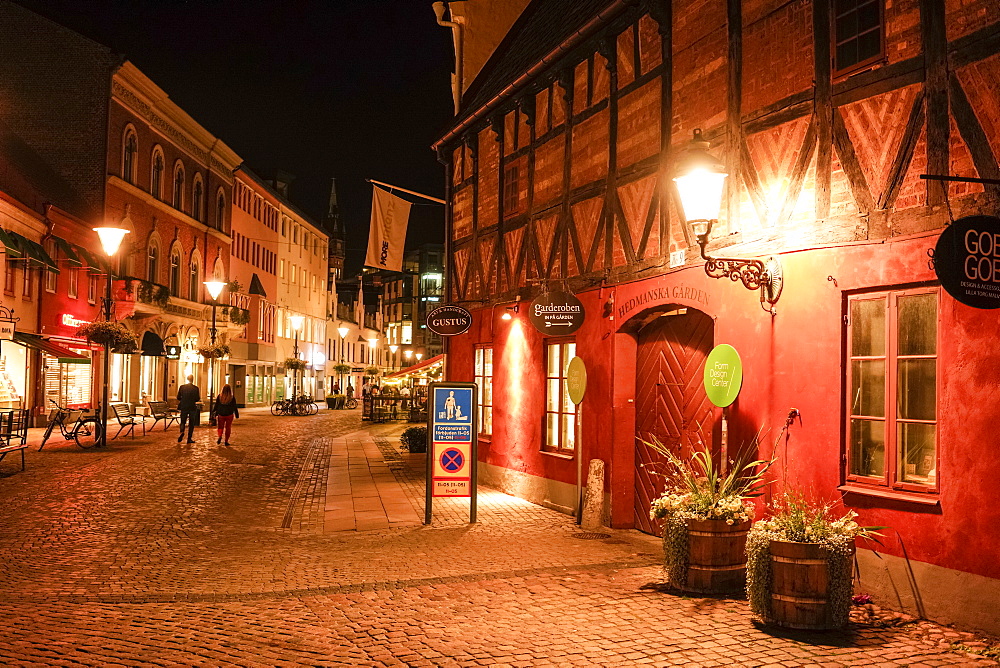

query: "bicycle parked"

left=39, top=400, right=104, bottom=450
left=270, top=395, right=319, bottom=416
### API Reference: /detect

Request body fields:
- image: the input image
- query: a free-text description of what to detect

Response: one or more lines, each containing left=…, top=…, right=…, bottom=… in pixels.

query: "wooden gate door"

left=633, top=310, right=716, bottom=535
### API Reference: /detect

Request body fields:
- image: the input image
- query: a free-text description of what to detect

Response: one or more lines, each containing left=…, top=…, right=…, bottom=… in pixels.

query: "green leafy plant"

left=746, top=493, right=884, bottom=628
left=227, top=280, right=243, bottom=293
left=400, top=426, right=427, bottom=453
left=225, top=306, right=251, bottom=326
left=644, top=430, right=776, bottom=588
left=197, top=343, right=231, bottom=359
left=76, top=321, right=138, bottom=348
left=284, top=357, right=306, bottom=371
left=333, top=362, right=352, bottom=375
left=136, top=281, right=171, bottom=307
left=364, top=365, right=381, bottom=377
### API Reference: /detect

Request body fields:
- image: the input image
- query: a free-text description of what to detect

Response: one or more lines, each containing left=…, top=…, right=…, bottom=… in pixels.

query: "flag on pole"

left=364, top=186, right=411, bottom=272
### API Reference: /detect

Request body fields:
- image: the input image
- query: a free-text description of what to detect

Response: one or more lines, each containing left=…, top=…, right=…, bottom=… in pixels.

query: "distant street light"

left=93, top=223, right=130, bottom=449
left=204, top=279, right=226, bottom=425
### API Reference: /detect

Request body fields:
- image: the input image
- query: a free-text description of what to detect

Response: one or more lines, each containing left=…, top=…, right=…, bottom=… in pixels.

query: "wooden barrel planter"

left=681, top=518, right=751, bottom=594
left=768, top=540, right=855, bottom=630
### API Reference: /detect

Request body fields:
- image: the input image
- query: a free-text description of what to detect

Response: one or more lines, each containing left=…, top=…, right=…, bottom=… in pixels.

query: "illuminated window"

left=847, top=289, right=937, bottom=492
left=544, top=340, right=577, bottom=454
left=833, top=0, right=884, bottom=77
left=475, top=346, right=493, bottom=436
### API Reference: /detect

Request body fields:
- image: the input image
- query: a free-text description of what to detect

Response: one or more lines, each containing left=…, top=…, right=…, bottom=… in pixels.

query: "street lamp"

left=673, top=128, right=783, bottom=311
left=290, top=314, right=304, bottom=399
left=93, top=224, right=130, bottom=448
left=204, top=279, right=226, bottom=425
left=337, top=326, right=348, bottom=367
left=416, top=352, right=423, bottom=362
left=389, top=344, right=398, bottom=371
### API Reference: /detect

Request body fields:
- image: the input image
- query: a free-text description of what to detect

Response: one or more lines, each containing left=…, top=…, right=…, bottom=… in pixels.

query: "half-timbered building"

left=433, top=0, right=1000, bottom=633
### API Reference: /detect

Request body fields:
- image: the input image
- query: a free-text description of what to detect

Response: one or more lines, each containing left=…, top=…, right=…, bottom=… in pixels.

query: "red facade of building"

left=436, top=0, right=1000, bottom=633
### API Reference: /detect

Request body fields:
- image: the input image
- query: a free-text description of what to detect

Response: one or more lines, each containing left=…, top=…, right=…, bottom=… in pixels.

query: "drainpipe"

left=433, top=2, right=464, bottom=114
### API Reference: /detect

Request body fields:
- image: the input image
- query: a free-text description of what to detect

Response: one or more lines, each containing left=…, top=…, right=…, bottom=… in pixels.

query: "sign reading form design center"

left=703, top=344, right=743, bottom=408
left=528, top=290, right=586, bottom=335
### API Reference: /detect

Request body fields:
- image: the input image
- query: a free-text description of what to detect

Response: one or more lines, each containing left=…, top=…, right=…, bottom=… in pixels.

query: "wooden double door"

left=633, top=309, right=716, bottom=535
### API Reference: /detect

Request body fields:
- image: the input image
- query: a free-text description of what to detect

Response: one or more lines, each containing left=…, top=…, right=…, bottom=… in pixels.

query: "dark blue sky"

left=15, top=0, right=455, bottom=273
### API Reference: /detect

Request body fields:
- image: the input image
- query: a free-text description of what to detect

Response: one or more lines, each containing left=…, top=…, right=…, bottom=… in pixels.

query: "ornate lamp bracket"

left=694, top=221, right=783, bottom=314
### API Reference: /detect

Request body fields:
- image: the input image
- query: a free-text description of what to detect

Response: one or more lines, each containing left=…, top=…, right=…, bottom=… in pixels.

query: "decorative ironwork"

left=695, top=224, right=783, bottom=313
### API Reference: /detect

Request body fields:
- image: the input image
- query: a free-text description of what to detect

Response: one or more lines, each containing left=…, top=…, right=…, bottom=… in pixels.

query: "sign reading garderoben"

left=528, top=290, right=585, bottom=335
left=934, top=215, right=1000, bottom=309
left=426, top=305, right=474, bottom=336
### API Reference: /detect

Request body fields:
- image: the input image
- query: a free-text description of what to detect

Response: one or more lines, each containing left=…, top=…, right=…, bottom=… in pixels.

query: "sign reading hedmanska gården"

left=934, top=215, right=1000, bottom=309
left=528, top=290, right=585, bottom=335
left=426, top=305, right=474, bottom=336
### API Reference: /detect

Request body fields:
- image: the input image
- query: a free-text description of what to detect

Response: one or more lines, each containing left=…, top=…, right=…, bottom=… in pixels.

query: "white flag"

left=365, top=186, right=411, bottom=272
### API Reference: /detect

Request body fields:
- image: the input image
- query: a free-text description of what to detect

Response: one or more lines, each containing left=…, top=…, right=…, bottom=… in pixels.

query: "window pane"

left=834, top=0, right=858, bottom=14
left=836, top=42, right=857, bottom=70
left=836, top=13, right=857, bottom=41
left=482, top=406, right=492, bottom=434
left=897, top=293, right=936, bottom=356
left=851, top=359, right=885, bottom=417
left=857, top=29, right=881, bottom=62
left=563, top=382, right=574, bottom=413
left=898, top=423, right=936, bottom=484
left=547, top=379, right=561, bottom=411
left=483, top=381, right=492, bottom=407
left=546, top=412, right=559, bottom=448
left=851, top=298, right=885, bottom=356
left=547, top=345, right=560, bottom=376
left=897, top=359, right=935, bottom=420
left=850, top=418, right=885, bottom=477
left=564, top=411, right=576, bottom=451
left=857, top=2, right=879, bottom=30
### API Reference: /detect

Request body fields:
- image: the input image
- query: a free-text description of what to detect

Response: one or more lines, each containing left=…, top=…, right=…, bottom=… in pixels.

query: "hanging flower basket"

left=746, top=494, right=883, bottom=630
left=363, top=365, right=381, bottom=377
left=646, top=433, right=775, bottom=594
left=197, top=343, right=231, bottom=359
left=76, top=321, right=139, bottom=348
left=284, top=357, right=307, bottom=371
left=333, top=363, right=352, bottom=375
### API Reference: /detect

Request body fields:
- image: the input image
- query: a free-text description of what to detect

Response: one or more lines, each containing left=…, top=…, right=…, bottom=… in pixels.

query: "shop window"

left=122, top=127, right=137, bottom=184
left=68, top=268, right=78, bottom=299
left=544, top=340, right=577, bottom=454
left=847, top=288, right=938, bottom=493
left=475, top=346, right=493, bottom=436
left=151, top=147, right=164, bottom=199
left=833, top=0, right=884, bottom=77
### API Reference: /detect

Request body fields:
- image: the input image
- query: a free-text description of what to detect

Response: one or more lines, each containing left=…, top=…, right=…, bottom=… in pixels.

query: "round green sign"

left=567, top=356, right=587, bottom=405
left=703, top=344, right=743, bottom=407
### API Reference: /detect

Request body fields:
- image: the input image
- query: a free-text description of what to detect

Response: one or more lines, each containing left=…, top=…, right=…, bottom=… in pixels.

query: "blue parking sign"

left=431, top=386, right=473, bottom=443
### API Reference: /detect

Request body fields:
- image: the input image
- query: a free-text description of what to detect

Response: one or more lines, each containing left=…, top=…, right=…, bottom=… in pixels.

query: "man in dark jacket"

left=177, top=374, right=200, bottom=443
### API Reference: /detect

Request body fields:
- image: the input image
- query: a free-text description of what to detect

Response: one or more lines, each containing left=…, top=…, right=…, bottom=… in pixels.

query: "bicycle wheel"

left=74, top=420, right=102, bottom=449
left=308, top=402, right=318, bottom=415
left=271, top=401, right=282, bottom=416
left=39, top=420, right=57, bottom=451
left=345, top=398, right=357, bottom=409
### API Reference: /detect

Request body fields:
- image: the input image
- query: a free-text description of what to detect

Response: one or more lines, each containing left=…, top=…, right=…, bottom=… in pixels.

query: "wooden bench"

left=0, top=409, right=30, bottom=471
left=146, top=401, right=179, bottom=431
left=111, top=403, right=146, bottom=439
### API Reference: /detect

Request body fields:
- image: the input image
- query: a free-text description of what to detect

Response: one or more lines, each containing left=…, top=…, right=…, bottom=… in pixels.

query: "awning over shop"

left=71, top=244, right=110, bottom=273
left=0, top=228, right=23, bottom=258
left=384, top=354, right=444, bottom=379
left=140, top=331, right=165, bottom=356
left=13, top=332, right=90, bottom=364
left=52, top=236, right=84, bottom=267
left=1, top=229, right=59, bottom=272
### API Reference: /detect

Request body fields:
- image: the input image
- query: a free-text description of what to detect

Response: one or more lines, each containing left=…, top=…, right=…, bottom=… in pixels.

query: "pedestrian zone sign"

left=427, top=383, right=478, bottom=509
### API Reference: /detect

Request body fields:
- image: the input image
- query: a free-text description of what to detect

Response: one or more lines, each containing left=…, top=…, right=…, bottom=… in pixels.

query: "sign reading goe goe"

left=425, top=305, right=473, bottom=336
left=528, top=290, right=586, bottom=335
left=934, top=215, right=1000, bottom=309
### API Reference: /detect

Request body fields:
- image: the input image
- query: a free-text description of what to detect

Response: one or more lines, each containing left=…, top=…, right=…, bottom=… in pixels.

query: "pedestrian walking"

left=362, top=379, right=370, bottom=398
left=211, top=384, right=239, bottom=446
left=176, top=375, right=200, bottom=443
left=332, top=382, right=341, bottom=395
left=346, top=383, right=355, bottom=399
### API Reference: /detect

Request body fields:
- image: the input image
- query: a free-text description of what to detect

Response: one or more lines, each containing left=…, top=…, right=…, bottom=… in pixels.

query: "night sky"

left=13, top=0, right=455, bottom=275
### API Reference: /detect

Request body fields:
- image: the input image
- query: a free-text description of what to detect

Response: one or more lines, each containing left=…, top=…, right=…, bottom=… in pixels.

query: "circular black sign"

left=934, top=215, right=1000, bottom=309
left=426, top=305, right=473, bottom=336
left=528, top=290, right=586, bottom=334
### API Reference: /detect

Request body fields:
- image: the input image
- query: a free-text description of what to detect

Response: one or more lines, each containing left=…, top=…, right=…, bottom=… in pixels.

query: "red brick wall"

left=532, top=135, right=565, bottom=207
left=742, top=0, right=813, bottom=115
left=617, top=80, right=661, bottom=169
left=946, top=0, right=1000, bottom=41
left=570, top=109, right=609, bottom=189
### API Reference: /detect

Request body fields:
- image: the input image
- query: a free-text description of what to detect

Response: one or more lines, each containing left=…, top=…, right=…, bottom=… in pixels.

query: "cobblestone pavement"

left=0, top=409, right=996, bottom=667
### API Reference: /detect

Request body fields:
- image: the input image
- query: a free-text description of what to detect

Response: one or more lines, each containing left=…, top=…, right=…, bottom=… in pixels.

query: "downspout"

left=433, top=2, right=464, bottom=114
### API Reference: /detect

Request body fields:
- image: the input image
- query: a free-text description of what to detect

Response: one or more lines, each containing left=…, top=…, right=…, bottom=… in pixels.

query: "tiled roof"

left=456, top=0, right=621, bottom=130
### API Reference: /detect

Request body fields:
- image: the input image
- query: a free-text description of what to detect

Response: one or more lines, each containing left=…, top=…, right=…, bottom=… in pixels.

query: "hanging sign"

left=426, top=382, right=478, bottom=511
left=567, top=356, right=587, bottom=404
left=934, top=215, right=1000, bottom=309
left=528, top=290, right=585, bottom=335
left=0, top=321, right=13, bottom=340
left=426, top=305, right=473, bottom=336
left=704, top=344, right=743, bottom=408
left=165, top=345, right=181, bottom=359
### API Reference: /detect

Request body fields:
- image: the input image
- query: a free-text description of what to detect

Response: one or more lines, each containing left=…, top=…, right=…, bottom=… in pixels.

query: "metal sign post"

left=425, top=381, right=478, bottom=525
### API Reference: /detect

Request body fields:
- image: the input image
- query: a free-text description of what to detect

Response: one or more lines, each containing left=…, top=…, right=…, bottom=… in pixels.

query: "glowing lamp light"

left=204, top=280, right=225, bottom=301
left=337, top=327, right=349, bottom=338
left=415, top=352, right=423, bottom=361
left=389, top=344, right=399, bottom=354
left=93, top=226, right=130, bottom=257
left=289, top=314, right=304, bottom=331
left=312, top=352, right=326, bottom=366
left=502, top=304, right=519, bottom=321
left=367, top=338, right=378, bottom=349
left=404, top=350, right=413, bottom=360
left=672, top=129, right=727, bottom=227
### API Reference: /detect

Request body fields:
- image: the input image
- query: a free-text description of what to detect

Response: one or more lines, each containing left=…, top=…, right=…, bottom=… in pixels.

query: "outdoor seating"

left=111, top=403, right=146, bottom=439
left=146, top=401, right=180, bottom=431
left=0, top=409, right=30, bottom=471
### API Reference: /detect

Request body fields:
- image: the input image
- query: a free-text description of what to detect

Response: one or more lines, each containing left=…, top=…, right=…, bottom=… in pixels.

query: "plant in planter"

left=646, top=434, right=774, bottom=594
left=76, top=321, right=138, bottom=349
left=284, top=357, right=307, bottom=371
left=746, top=493, right=883, bottom=630
left=197, top=343, right=231, bottom=359
left=399, top=425, right=427, bottom=453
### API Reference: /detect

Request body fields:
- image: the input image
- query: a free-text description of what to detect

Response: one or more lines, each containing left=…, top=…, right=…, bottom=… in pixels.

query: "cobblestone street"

left=0, top=408, right=995, bottom=667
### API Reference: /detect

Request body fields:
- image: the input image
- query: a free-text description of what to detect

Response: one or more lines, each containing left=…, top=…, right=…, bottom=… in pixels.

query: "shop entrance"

left=633, top=309, right=716, bottom=535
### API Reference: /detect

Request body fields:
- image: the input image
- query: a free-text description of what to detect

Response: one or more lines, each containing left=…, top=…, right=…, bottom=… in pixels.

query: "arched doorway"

left=633, top=309, right=716, bottom=535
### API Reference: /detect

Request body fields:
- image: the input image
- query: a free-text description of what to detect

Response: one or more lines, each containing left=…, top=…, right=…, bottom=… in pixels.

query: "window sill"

left=478, top=434, right=492, bottom=444
left=540, top=450, right=575, bottom=461
left=838, top=484, right=940, bottom=507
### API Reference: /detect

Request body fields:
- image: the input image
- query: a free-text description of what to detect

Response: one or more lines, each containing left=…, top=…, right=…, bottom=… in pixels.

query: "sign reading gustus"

left=934, top=215, right=1000, bottom=309
left=528, top=290, right=585, bottom=335
left=426, top=305, right=474, bottom=336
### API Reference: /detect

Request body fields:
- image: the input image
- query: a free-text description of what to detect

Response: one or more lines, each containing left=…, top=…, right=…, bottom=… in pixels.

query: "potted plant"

left=646, top=434, right=774, bottom=594
left=284, top=357, right=306, bottom=371
left=197, top=343, right=231, bottom=359
left=76, top=321, right=138, bottom=349
left=399, top=425, right=427, bottom=453
left=746, top=493, right=883, bottom=630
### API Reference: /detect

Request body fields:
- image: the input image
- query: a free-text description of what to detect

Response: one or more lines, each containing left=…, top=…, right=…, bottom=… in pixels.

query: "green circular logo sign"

left=567, top=357, right=587, bottom=405
left=704, top=344, right=743, bottom=407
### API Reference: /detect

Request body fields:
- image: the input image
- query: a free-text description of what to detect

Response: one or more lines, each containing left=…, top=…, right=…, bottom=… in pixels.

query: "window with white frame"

left=173, top=162, right=185, bottom=210
left=544, top=340, right=577, bottom=454
left=122, top=127, right=138, bottom=184
left=147, top=243, right=159, bottom=283
left=847, top=288, right=938, bottom=492
left=44, top=241, right=57, bottom=293
left=151, top=147, right=164, bottom=199
left=88, top=274, right=97, bottom=304
left=192, top=175, right=204, bottom=222
left=188, top=257, right=200, bottom=302
left=169, top=249, right=181, bottom=296
left=68, top=268, right=78, bottom=299
left=475, top=346, right=493, bottom=435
